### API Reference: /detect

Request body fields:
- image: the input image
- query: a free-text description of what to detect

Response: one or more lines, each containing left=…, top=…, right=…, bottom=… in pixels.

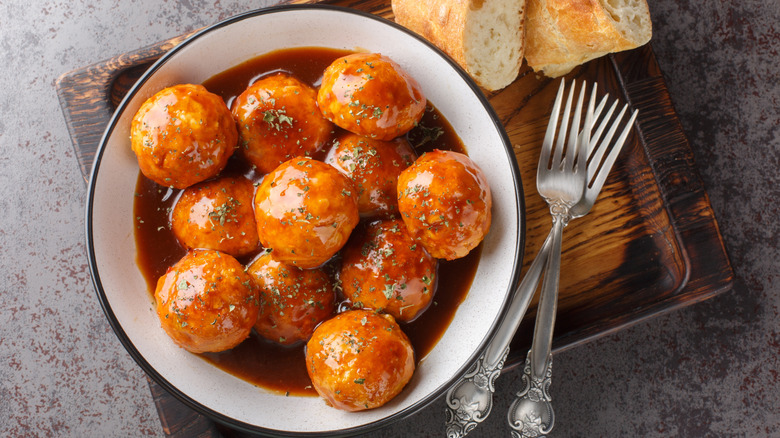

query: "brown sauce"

left=133, top=46, right=481, bottom=396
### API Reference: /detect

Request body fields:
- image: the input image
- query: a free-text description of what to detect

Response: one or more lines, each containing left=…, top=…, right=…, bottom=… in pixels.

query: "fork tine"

left=587, top=103, right=627, bottom=182
left=540, top=80, right=566, bottom=170
left=576, top=92, right=608, bottom=157
left=593, top=94, right=609, bottom=125
left=553, top=81, right=576, bottom=168
left=588, top=107, right=638, bottom=192
left=564, top=82, right=587, bottom=171
left=588, top=98, right=618, bottom=159
left=577, top=84, right=597, bottom=176
left=554, top=80, right=577, bottom=169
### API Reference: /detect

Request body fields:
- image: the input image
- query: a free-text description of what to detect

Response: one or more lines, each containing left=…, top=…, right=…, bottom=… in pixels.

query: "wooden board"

left=56, top=0, right=734, bottom=436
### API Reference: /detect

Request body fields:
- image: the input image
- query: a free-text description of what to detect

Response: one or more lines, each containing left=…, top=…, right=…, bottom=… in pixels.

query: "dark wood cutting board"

left=55, top=0, right=734, bottom=436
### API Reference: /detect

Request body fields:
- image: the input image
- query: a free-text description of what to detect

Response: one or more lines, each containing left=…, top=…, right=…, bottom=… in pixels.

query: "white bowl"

left=87, top=4, right=524, bottom=436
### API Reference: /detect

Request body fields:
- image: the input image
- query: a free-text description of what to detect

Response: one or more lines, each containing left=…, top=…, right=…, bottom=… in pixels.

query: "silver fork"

left=501, top=81, right=594, bottom=438
left=444, top=80, right=638, bottom=438
left=506, top=83, right=638, bottom=438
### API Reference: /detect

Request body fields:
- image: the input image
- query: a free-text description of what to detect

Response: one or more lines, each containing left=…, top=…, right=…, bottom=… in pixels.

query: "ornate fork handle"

left=445, top=345, right=509, bottom=438
left=507, top=351, right=554, bottom=438
left=445, top=234, right=553, bottom=438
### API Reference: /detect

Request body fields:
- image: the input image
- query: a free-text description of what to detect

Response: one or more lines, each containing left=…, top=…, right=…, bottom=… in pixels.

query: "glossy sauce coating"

left=232, top=73, right=334, bottom=174
left=253, top=157, right=359, bottom=269
left=134, top=47, right=481, bottom=396
left=131, top=84, right=237, bottom=188
left=340, top=219, right=437, bottom=322
left=317, top=53, right=426, bottom=141
left=247, top=252, right=335, bottom=346
left=305, top=310, right=415, bottom=411
left=170, top=175, right=259, bottom=257
left=397, top=150, right=492, bottom=260
left=154, top=249, right=259, bottom=354
left=325, top=133, right=416, bottom=217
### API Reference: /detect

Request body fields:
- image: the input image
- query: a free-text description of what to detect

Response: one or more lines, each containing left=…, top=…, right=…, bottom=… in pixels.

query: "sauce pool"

left=133, top=46, right=481, bottom=396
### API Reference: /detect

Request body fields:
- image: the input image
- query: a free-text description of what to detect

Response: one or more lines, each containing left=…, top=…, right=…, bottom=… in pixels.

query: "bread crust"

left=525, top=0, right=652, bottom=77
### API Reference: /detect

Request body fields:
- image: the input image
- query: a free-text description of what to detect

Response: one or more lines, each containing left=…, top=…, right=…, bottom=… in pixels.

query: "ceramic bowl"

left=86, top=5, right=524, bottom=436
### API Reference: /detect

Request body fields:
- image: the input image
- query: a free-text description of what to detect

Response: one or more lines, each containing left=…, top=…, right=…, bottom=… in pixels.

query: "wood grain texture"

left=56, top=1, right=733, bottom=436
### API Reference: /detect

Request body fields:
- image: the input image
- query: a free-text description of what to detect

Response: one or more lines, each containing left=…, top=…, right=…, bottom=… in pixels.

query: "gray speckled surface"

left=1, top=0, right=778, bottom=436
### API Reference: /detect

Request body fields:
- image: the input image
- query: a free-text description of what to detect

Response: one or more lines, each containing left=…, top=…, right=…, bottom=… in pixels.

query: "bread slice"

left=392, top=0, right=526, bottom=91
left=524, top=0, right=652, bottom=77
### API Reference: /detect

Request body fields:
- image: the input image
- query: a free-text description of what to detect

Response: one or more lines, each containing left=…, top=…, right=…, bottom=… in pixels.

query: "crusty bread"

left=392, top=0, right=525, bottom=91
left=524, top=0, right=652, bottom=77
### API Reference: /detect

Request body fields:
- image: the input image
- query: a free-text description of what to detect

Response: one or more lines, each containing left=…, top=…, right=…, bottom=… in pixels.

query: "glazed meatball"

left=247, top=252, right=335, bottom=345
left=170, top=175, right=259, bottom=257
left=232, top=73, right=334, bottom=174
left=131, top=84, right=237, bottom=189
left=325, top=133, right=416, bottom=217
left=340, top=219, right=437, bottom=322
left=397, top=150, right=492, bottom=260
left=317, top=53, right=426, bottom=141
left=253, top=157, right=359, bottom=269
left=305, top=309, right=415, bottom=411
left=154, top=249, right=259, bottom=353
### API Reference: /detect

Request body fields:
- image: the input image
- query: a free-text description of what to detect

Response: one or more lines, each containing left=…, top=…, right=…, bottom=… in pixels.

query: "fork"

left=506, top=82, right=638, bottom=438
left=444, top=80, right=637, bottom=438
left=500, top=80, right=594, bottom=438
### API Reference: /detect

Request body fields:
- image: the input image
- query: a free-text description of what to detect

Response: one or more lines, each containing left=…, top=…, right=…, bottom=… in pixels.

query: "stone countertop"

left=1, top=1, right=777, bottom=436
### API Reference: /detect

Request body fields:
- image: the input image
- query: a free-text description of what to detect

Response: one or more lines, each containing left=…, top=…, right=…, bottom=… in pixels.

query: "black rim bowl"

left=85, top=4, right=525, bottom=437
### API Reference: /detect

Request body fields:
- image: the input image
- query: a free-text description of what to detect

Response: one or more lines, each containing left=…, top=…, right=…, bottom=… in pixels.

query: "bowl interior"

left=87, top=5, right=522, bottom=435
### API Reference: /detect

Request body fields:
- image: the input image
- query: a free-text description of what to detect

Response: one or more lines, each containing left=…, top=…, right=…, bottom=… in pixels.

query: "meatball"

left=397, top=150, right=492, bottom=260
left=317, top=53, right=426, bottom=141
left=131, top=84, right=237, bottom=189
left=247, top=252, right=335, bottom=345
left=154, top=249, right=259, bottom=354
left=305, top=309, right=415, bottom=411
left=253, top=157, right=359, bottom=269
left=170, top=175, right=259, bottom=257
left=232, top=73, right=334, bottom=174
left=325, top=133, right=416, bottom=217
left=340, top=219, right=437, bottom=322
